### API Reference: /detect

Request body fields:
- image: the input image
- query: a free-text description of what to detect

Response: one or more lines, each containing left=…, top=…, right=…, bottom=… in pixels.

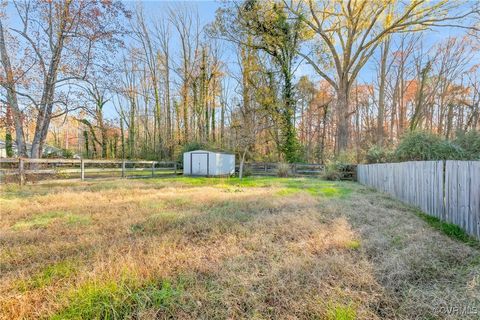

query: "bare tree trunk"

left=320, top=104, right=329, bottom=164
left=164, top=53, right=172, bottom=155
left=445, top=103, right=454, bottom=139
left=220, top=94, right=225, bottom=147
left=31, top=31, right=66, bottom=158
left=0, top=20, right=27, bottom=157
left=377, top=38, right=390, bottom=146
left=335, top=83, right=350, bottom=154
left=238, top=147, right=247, bottom=180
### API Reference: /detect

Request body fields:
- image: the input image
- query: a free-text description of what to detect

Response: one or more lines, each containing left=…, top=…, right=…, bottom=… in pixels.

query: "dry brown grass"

left=0, top=177, right=479, bottom=319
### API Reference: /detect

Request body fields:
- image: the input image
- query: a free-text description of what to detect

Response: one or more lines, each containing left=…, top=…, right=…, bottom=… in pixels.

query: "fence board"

left=235, top=162, right=324, bottom=176
left=445, top=161, right=480, bottom=238
left=358, top=160, right=480, bottom=239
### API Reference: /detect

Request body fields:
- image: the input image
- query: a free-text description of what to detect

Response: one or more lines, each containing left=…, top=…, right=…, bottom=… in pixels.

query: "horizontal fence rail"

left=1, top=158, right=328, bottom=184
left=235, top=162, right=325, bottom=176
left=358, top=161, right=480, bottom=239
left=0, top=158, right=180, bottom=185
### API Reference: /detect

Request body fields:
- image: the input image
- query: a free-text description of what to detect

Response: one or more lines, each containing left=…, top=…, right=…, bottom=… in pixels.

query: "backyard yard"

left=1, top=176, right=479, bottom=319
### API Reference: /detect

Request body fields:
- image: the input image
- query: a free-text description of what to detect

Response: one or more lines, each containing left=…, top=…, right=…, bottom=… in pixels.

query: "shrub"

left=366, top=145, right=393, bottom=164
left=177, top=141, right=208, bottom=164
left=62, top=148, right=74, bottom=159
left=394, top=131, right=464, bottom=161
left=454, top=130, right=480, bottom=160
left=323, top=151, right=357, bottom=181
left=276, top=163, right=291, bottom=177
left=323, top=162, right=342, bottom=181
left=241, top=165, right=253, bottom=177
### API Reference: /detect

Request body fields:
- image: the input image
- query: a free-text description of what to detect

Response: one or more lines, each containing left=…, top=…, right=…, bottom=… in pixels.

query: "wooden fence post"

left=174, top=163, right=177, bottom=174
left=122, top=160, right=126, bottom=178
left=19, top=158, right=25, bottom=186
left=151, top=162, right=155, bottom=177
left=293, top=163, right=297, bottom=177
left=80, top=159, right=85, bottom=181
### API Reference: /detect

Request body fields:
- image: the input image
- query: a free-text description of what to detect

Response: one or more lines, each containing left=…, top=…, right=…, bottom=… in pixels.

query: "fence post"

left=19, top=158, right=25, bottom=186
left=293, top=163, right=297, bottom=177
left=80, top=159, right=85, bottom=181
left=122, top=160, right=126, bottom=178
left=264, top=163, right=267, bottom=172
left=151, top=162, right=155, bottom=177
left=174, top=162, right=177, bottom=174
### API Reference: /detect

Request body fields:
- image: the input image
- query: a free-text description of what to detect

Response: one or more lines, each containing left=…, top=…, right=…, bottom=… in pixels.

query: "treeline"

left=0, top=1, right=479, bottom=163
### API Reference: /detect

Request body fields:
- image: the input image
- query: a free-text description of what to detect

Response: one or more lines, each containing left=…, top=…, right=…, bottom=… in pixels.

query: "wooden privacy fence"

left=357, top=161, right=480, bottom=239
left=235, top=162, right=324, bottom=176
left=0, top=158, right=179, bottom=185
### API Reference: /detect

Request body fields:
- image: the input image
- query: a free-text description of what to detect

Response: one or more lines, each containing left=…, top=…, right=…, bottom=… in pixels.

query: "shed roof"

left=184, top=149, right=234, bottom=155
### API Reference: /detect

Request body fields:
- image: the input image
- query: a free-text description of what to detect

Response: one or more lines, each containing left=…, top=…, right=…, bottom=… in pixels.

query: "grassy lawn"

left=1, top=176, right=479, bottom=319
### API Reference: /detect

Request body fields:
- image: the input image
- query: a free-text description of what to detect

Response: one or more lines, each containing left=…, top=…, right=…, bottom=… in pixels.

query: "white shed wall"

left=214, top=153, right=235, bottom=175
left=183, top=152, right=190, bottom=174
left=183, top=150, right=234, bottom=176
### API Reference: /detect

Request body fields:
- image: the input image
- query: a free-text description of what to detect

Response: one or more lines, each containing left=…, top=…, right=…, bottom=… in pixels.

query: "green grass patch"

left=52, top=278, right=181, bottom=320
left=154, top=176, right=279, bottom=188
left=282, top=179, right=352, bottom=198
left=275, top=188, right=303, bottom=196
left=416, top=211, right=479, bottom=247
left=13, top=211, right=65, bottom=229
left=326, top=302, right=357, bottom=320
left=12, top=211, right=90, bottom=230
left=66, top=214, right=91, bottom=226
left=17, top=260, right=77, bottom=291
left=0, top=184, right=38, bottom=199
left=345, top=240, right=361, bottom=250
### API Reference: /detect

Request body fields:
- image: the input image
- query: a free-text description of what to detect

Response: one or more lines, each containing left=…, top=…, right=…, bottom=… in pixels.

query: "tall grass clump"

left=52, top=279, right=181, bottom=320
left=276, top=163, right=291, bottom=177
left=326, top=302, right=357, bottom=320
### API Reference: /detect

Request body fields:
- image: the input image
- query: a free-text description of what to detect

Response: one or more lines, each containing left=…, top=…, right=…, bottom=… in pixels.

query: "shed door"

left=191, top=153, right=208, bottom=175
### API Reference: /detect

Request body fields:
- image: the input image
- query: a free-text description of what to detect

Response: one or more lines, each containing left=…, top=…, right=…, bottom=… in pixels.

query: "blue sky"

left=4, top=0, right=475, bottom=120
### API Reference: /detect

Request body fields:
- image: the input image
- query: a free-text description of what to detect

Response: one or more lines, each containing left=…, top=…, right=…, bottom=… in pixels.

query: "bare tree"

left=286, top=0, right=478, bottom=153
left=170, top=5, right=201, bottom=143
left=0, top=18, right=26, bottom=156
left=10, top=0, right=127, bottom=158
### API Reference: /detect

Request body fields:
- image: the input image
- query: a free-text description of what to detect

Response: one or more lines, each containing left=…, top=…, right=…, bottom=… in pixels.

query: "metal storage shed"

left=183, top=150, right=235, bottom=176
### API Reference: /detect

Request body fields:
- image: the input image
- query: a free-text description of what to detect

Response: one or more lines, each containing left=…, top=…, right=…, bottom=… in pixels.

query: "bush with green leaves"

left=454, top=130, right=480, bottom=160
left=323, top=152, right=357, bottom=181
left=323, top=162, right=342, bottom=181
left=323, top=161, right=356, bottom=181
left=394, top=131, right=465, bottom=161
left=366, top=145, right=393, bottom=164
left=176, top=141, right=208, bottom=164
left=61, top=148, right=74, bottom=159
